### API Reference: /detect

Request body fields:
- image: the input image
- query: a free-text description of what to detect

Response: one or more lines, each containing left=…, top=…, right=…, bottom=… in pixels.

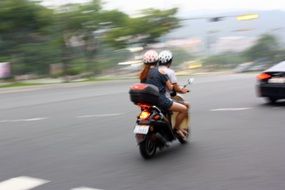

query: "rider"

left=140, top=50, right=188, bottom=139
left=158, top=50, right=190, bottom=108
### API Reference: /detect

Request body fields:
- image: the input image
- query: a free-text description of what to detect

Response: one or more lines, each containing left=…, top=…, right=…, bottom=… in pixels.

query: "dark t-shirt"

left=143, top=67, right=173, bottom=110
left=144, top=67, right=169, bottom=95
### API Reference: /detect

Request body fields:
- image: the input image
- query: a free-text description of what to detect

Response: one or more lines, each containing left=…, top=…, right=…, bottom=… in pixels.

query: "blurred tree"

left=273, top=49, right=285, bottom=63
left=203, top=52, right=247, bottom=70
left=54, top=0, right=131, bottom=76
left=244, top=34, right=280, bottom=64
left=0, top=0, right=181, bottom=78
left=53, top=0, right=101, bottom=78
left=104, top=8, right=180, bottom=48
left=170, top=48, right=194, bottom=67
left=0, top=0, right=55, bottom=75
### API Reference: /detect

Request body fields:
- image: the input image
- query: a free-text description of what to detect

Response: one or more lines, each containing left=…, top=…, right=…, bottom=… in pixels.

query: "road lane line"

left=210, top=107, right=252, bottom=112
left=0, top=176, right=49, bottom=190
left=77, top=113, right=123, bottom=118
left=71, top=187, right=103, bottom=190
left=0, top=117, right=48, bottom=123
left=0, top=89, right=38, bottom=94
left=23, top=117, right=48, bottom=121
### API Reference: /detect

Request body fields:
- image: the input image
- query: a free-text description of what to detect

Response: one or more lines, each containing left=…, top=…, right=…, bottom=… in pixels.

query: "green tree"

left=203, top=52, right=247, bottom=70
left=0, top=0, right=181, bottom=77
left=0, top=0, right=55, bottom=75
left=104, top=8, right=180, bottom=48
left=244, top=34, right=279, bottom=63
left=53, top=0, right=130, bottom=76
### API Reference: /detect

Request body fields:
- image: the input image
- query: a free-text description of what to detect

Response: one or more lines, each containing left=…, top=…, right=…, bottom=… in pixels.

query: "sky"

left=42, top=0, right=285, bottom=16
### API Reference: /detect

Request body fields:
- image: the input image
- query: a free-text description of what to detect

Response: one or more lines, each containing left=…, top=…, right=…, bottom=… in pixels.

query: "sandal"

left=180, top=128, right=189, bottom=137
left=173, top=128, right=187, bottom=140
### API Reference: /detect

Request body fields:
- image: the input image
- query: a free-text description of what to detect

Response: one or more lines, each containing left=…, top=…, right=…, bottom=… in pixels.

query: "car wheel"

left=266, top=97, right=278, bottom=104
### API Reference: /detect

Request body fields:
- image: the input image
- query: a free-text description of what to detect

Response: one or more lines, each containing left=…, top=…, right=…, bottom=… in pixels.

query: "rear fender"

left=135, top=134, right=146, bottom=144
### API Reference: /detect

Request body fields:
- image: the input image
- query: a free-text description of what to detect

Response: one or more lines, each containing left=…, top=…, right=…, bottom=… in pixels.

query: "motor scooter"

left=129, top=78, right=193, bottom=159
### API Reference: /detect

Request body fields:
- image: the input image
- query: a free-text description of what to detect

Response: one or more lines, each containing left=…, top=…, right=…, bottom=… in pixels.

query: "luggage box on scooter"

left=129, top=83, right=159, bottom=105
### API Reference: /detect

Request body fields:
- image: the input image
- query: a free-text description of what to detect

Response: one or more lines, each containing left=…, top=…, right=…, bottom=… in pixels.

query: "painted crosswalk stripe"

left=0, top=176, right=49, bottom=190
left=71, top=187, right=103, bottom=190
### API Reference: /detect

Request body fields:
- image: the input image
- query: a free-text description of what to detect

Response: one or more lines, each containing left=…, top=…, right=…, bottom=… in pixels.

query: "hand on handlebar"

left=181, top=88, right=189, bottom=94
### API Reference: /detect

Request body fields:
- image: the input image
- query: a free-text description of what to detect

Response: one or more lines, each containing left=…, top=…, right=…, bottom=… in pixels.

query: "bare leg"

left=174, top=112, right=187, bottom=130
left=169, top=102, right=188, bottom=135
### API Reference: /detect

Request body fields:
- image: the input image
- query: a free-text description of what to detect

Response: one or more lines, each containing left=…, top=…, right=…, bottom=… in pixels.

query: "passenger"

left=158, top=50, right=190, bottom=108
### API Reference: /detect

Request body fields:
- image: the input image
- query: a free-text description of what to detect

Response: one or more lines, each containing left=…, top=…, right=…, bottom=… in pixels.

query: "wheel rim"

left=146, top=139, right=156, bottom=155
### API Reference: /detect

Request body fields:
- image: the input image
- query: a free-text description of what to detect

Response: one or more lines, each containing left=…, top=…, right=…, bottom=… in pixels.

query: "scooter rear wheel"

left=139, top=136, right=157, bottom=159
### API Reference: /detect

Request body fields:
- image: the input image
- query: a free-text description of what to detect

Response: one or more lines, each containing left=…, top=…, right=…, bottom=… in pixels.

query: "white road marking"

left=0, top=89, right=37, bottom=94
left=71, top=187, right=103, bottom=190
left=23, top=117, right=48, bottom=121
left=0, top=117, right=48, bottom=123
left=77, top=113, right=123, bottom=118
left=210, top=107, right=252, bottom=112
left=0, top=176, right=49, bottom=190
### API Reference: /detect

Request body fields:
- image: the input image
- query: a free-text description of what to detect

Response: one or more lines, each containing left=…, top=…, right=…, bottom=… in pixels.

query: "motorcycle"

left=129, top=78, right=193, bottom=159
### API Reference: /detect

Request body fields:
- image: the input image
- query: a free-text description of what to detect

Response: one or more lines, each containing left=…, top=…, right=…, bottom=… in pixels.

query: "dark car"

left=256, top=61, right=285, bottom=103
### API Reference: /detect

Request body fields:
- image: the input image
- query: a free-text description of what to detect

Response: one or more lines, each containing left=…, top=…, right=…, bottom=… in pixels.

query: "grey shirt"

left=159, top=66, right=177, bottom=98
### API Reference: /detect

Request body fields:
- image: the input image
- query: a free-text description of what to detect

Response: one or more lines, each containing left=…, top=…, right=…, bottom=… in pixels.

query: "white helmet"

left=143, top=50, right=159, bottom=64
left=159, top=50, right=173, bottom=65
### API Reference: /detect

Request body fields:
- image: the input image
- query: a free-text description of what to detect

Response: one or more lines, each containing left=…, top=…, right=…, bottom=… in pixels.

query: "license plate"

left=268, top=77, right=285, bottom=83
left=133, top=125, right=149, bottom=134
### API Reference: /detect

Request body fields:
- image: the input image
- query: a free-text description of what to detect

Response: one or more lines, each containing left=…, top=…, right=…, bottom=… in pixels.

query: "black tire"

left=139, top=136, right=157, bottom=159
left=266, top=97, right=278, bottom=104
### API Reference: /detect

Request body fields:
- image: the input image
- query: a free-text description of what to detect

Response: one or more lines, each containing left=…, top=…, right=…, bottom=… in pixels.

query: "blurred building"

left=211, top=36, right=257, bottom=54
left=150, top=38, right=203, bottom=54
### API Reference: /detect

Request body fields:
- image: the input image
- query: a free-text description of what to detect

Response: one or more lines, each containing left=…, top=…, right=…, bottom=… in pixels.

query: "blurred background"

left=0, top=0, right=285, bottom=84
left=1, top=1, right=285, bottom=190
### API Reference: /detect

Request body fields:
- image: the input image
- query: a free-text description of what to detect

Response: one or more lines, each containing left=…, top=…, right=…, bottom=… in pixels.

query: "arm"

left=166, top=80, right=174, bottom=91
left=159, top=68, right=173, bottom=91
left=168, top=69, right=188, bottom=93
left=173, top=83, right=189, bottom=93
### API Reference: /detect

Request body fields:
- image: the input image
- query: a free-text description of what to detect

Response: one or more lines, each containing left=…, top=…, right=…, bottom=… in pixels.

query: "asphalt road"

left=0, top=74, right=284, bottom=190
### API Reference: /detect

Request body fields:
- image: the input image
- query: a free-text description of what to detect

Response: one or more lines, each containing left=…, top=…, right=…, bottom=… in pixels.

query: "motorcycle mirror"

left=183, top=78, right=194, bottom=88
left=188, top=78, right=194, bottom=84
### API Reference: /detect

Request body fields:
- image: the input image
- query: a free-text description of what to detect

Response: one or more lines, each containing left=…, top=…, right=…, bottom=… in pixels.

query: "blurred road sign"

left=181, top=13, right=259, bottom=22
left=236, top=14, right=259, bottom=21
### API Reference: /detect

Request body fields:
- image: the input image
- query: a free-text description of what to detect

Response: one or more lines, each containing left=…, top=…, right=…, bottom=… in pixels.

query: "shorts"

left=158, top=95, right=173, bottom=111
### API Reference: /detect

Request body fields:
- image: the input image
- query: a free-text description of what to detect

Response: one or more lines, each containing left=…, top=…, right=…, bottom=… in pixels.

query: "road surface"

left=0, top=74, right=284, bottom=190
